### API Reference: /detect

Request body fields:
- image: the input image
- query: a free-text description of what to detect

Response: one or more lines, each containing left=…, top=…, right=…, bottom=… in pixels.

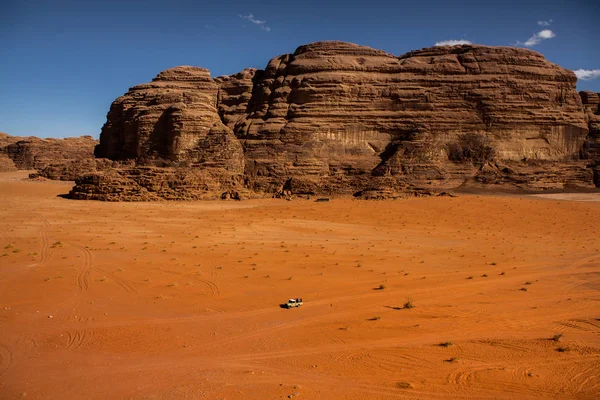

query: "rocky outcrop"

left=94, top=66, right=244, bottom=173
left=73, top=42, right=598, bottom=200
left=32, top=158, right=119, bottom=181
left=580, top=91, right=600, bottom=185
left=68, top=167, right=249, bottom=201
left=0, top=132, right=97, bottom=174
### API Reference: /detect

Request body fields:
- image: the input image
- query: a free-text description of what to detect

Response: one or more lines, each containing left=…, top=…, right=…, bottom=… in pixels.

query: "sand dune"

left=0, top=172, right=599, bottom=399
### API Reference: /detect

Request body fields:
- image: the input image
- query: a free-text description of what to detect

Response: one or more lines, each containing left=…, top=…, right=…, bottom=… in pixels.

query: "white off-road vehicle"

left=284, top=298, right=303, bottom=308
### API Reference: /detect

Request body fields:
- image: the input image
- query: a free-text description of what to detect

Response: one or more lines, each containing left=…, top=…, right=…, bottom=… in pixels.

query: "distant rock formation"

left=0, top=132, right=97, bottom=178
left=71, top=42, right=599, bottom=200
left=580, top=91, right=600, bottom=185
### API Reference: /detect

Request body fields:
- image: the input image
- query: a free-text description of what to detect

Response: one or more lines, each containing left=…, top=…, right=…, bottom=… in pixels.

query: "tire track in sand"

left=181, top=271, right=219, bottom=297
left=70, top=243, right=137, bottom=294
left=64, top=330, right=87, bottom=350
left=0, top=344, right=12, bottom=376
left=70, top=243, right=92, bottom=295
left=25, top=214, right=52, bottom=268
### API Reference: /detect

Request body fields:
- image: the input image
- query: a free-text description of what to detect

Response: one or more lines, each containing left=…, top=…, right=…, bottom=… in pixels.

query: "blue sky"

left=1, top=0, right=599, bottom=138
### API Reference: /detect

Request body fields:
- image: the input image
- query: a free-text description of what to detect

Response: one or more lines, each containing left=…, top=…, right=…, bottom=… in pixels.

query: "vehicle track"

left=181, top=271, right=219, bottom=297
left=0, top=344, right=12, bottom=376
left=94, top=267, right=137, bottom=294
left=70, top=243, right=92, bottom=295
left=64, top=330, right=87, bottom=350
left=36, top=213, right=51, bottom=266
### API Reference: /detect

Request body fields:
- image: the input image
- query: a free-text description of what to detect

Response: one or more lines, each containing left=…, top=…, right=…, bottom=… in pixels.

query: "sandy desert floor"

left=0, top=171, right=599, bottom=399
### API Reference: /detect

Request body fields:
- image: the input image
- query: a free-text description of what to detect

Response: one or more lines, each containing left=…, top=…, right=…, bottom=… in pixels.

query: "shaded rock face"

left=0, top=132, right=97, bottom=174
left=580, top=91, right=600, bottom=185
left=84, top=42, right=598, bottom=200
left=95, top=66, right=244, bottom=174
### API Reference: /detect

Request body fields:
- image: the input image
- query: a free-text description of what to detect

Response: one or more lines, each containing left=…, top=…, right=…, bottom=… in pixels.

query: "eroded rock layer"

left=95, top=66, right=244, bottom=173
left=80, top=42, right=598, bottom=200
left=0, top=132, right=97, bottom=174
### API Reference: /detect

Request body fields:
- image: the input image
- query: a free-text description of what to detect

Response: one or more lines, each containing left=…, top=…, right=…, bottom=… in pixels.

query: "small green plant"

left=396, top=381, right=413, bottom=389
left=4, top=244, right=13, bottom=249
left=439, top=341, right=453, bottom=347
left=404, top=297, right=414, bottom=309
left=377, top=284, right=386, bottom=290
left=12, top=248, right=21, bottom=253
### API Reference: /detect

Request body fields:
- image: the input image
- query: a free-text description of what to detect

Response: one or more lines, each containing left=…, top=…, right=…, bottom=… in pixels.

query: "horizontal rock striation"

left=580, top=91, right=600, bottom=185
left=0, top=132, right=97, bottom=174
left=95, top=66, right=244, bottom=173
left=73, top=42, right=599, bottom=200
left=68, top=167, right=249, bottom=201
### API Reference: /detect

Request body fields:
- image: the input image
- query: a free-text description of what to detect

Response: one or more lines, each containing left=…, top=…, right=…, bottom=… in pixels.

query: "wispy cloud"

left=537, top=19, right=553, bottom=26
left=574, top=69, right=600, bottom=81
left=239, top=13, right=271, bottom=32
left=522, top=29, right=556, bottom=47
left=434, top=39, right=472, bottom=46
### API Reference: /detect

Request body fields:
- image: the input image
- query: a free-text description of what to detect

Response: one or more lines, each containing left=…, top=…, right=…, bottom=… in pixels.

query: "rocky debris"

left=33, top=158, right=120, bottom=181
left=0, top=132, right=97, bottom=172
left=68, top=167, right=251, bottom=201
left=471, top=160, right=594, bottom=190
left=0, top=154, right=17, bottom=172
left=71, top=42, right=599, bottom=201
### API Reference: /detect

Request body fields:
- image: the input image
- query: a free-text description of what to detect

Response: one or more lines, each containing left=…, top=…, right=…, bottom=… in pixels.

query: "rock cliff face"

left=94, top=66, right=244, bottom=173
left=580, top=91, right=600, bottom=185
left=0, top=132, right=97, bottom=175
left=80, top=42, right=598, bottom=200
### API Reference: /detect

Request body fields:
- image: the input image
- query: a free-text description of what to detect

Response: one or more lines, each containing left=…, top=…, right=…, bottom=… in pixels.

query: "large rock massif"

left=0, top=133, right=98, bottom=179
left=70, top=42, right=599, bottom=200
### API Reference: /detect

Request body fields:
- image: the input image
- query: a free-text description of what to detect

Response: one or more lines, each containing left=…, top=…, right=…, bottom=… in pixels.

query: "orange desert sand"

left=0, top=171, right=599, bottom=399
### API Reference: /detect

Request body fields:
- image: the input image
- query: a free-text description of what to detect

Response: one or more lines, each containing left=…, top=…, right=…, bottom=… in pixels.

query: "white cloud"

left=523, top=29, right=556, bottom=47
left=434, top=39, right=472, bottom=46
left=574, top=69, right=600, bottom=81
left=239, top=13, right=271, bottom=32
left=537, top=19, right=553, bottom=26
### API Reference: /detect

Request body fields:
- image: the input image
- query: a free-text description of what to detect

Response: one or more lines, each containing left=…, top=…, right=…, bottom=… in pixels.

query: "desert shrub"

left=552, top=333, right=563, bottom=342
left=396, top=381, right=413, bottom=389
left=404, top=297, right=414, bottom=309
left=439, top=341, right=453, bottom=347
left=447, top=133, right=495, bottom=163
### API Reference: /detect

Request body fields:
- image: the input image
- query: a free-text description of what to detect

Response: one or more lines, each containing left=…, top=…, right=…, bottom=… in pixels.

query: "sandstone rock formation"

left=76, top=42, right=599, bottom=200
left=0, top=132, right=97, bottom=176
left=580, top=91, right=600, bottom=185
left=94, top=66, right=243, bottom=173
